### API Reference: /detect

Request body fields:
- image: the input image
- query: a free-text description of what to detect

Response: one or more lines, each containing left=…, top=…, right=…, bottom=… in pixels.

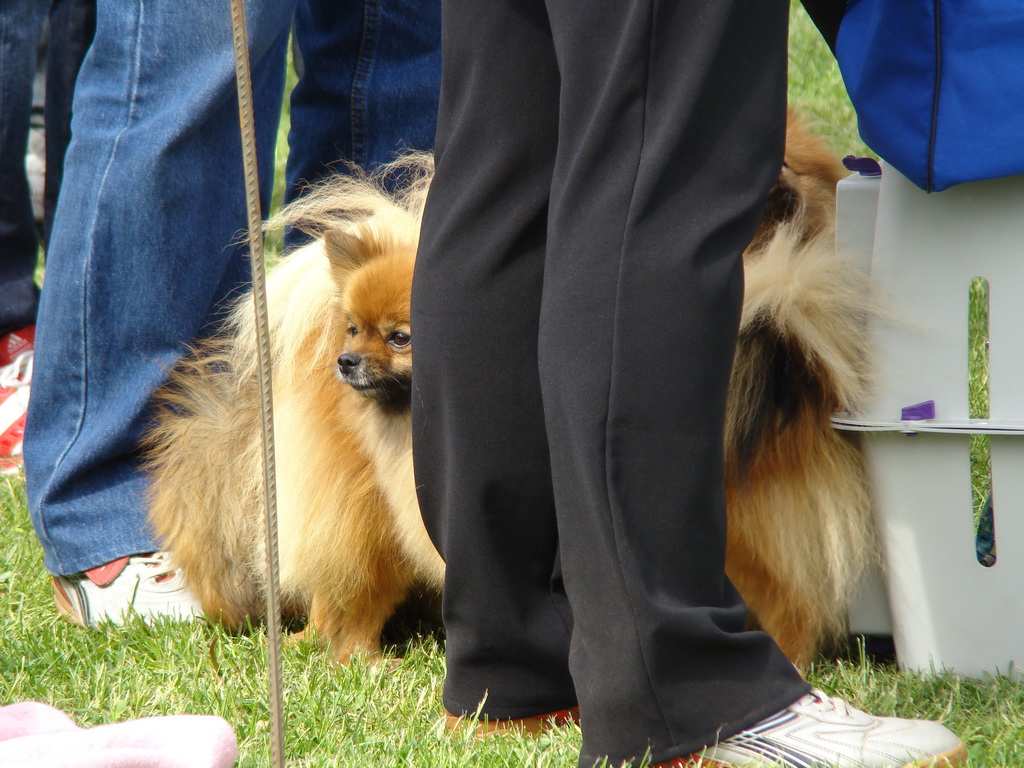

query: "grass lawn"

left=3, top=4, right=1021, bottom=766
left=4, top=467, right=1022, bottom=767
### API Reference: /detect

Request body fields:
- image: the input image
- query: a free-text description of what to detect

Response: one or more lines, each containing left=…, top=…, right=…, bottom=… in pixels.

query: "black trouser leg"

left=412, top=0, right=577, bottom=719
left=412, top=0, right=809, bottom=764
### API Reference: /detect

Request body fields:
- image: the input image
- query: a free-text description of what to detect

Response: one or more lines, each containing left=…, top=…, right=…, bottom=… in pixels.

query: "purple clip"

left=843, top=156, right=882, bottom=177
left=901, top=400, right=936, bottom=421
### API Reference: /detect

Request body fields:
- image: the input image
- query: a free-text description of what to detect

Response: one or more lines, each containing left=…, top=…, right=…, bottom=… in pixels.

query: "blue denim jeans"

left=0, top=0, right=48, bottom=336
left=43, top=0, right=98, bottom=247
left=286, top=0, right=441, bottom=195
left=283, top=0, right=440, bottom=248
left=26, top=0, right=440, bottom=575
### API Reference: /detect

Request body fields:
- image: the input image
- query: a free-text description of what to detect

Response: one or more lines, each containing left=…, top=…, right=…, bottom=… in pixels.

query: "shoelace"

left=0, top=351, right=33, bottom=389
left=804, top=689, right=854, bottom=719
left=129, top=553, right=180, bottom=584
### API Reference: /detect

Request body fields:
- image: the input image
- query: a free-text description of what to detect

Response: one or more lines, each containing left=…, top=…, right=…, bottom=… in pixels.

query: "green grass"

left=5, top=5, right=1019, bottom=767
left=968, top=278, right=994, bottom=536
left=787, top=1, right=870, bottom=157
left=0, top=477, right=581, bottom=767
left=3, top=473, right=1023, bottom=766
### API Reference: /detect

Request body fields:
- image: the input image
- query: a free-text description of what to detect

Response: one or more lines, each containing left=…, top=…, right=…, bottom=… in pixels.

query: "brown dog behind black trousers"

left=726, top=112, right=879, bottom=667
left=144, top=117, right=878, bottom=668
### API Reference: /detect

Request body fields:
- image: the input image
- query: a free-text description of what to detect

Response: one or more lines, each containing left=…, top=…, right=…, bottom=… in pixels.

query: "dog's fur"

left=727, top=114, right=878, bottom=666
left=145, top=116, right=877, bottom=668
left=143, top=156, right=442, bottom=664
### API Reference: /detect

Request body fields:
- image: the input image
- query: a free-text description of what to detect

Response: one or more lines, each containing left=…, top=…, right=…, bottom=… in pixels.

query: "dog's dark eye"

left=387, top=331, right=411, bottom=349
left=348, top=326, right=358, bottom=337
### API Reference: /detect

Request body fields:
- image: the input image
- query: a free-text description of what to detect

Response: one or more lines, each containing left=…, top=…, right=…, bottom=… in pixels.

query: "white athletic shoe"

left=668, top=689, right=966, bottom=768
left=52, top=552, right=204, bottom=626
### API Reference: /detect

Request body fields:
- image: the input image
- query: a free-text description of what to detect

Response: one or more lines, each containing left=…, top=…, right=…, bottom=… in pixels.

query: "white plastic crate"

left=835, top=165, right=1024, bottom=679
left=835, top=168, right=894, bottom=639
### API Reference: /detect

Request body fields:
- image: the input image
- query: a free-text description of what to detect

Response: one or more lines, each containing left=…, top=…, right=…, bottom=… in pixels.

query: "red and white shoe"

left=52, top=552, right=205, bottom=626
left=0, top=326, right=35, bottom=475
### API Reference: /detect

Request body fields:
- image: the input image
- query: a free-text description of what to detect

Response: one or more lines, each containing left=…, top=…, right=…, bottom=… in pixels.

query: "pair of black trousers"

left=410, top=1, right=810, bottom=765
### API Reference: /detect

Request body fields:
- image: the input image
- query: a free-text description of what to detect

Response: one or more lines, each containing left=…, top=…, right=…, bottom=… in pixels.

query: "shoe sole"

left=904, top=743, right=968, bottom=767
left=52, top=577, right=89, bottom=627
left=444, top=708, right=579, bottom=738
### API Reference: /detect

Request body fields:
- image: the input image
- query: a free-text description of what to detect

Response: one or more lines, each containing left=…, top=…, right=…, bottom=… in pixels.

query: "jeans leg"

left=286, top=0, right=440, bottom=213
left=25, top=0, right=294, bottom=576
left=0, top=0, right=48, bottom=335
left=42, top=0, right=97, bottom=248
left=354, top=0, right=440, bottom=163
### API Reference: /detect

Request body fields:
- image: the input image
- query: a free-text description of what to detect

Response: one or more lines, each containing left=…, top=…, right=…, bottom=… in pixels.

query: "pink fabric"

left=0, top=702, right=238, bottom=768
left=83, top=557, right=130, bottom=586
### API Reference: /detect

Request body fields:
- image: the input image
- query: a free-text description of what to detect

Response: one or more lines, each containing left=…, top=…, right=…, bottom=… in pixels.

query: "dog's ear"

left=323, top=227, right=384, bottom=275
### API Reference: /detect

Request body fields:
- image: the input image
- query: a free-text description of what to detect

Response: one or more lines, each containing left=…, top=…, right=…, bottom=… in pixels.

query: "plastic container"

left=835, top=159, right=881, bottom=273
left=835, top=164, right=1024, bottom=679
left=835, top=166, right=893, bottom=639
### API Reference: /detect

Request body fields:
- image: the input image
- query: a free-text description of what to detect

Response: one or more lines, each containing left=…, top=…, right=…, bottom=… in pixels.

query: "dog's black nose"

left=338, top=353, right=362, bottom=375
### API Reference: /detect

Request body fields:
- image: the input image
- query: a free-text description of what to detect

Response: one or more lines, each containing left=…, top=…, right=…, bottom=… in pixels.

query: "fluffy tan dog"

left=726, top=114, right=878, bottom=666
left=145, top=118, right=877, bottom=668
left=143, top=156, right=442, bottom=664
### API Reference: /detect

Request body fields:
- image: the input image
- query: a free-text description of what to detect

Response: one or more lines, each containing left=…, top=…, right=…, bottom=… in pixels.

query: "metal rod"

left=226, top=2, right=286, bottom=766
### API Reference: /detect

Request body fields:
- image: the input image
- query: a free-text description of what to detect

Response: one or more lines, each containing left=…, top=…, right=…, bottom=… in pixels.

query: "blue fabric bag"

left=835, top=0, right=1024, bottom=192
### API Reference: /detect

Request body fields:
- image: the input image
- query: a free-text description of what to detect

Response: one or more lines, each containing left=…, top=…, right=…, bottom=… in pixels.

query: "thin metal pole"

left=226, top=2, right=286, bottom=766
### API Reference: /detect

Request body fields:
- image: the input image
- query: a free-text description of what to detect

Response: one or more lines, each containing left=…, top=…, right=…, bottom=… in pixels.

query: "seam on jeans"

left=600, top=0, right=676, bottom=745
left=350, top=0, right=380, bottom=167
left=42, top=0, right=145, bottom=574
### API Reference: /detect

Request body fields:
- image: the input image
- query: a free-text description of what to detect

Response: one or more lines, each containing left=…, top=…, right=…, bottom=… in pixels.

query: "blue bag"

left=835, top=0, right=1024, bottom=192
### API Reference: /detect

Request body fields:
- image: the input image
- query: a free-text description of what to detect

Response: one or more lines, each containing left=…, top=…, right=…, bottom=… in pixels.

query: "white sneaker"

left=672, top=690, right=966, bottom=768
left=52, top=552, right=205, bottom=626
